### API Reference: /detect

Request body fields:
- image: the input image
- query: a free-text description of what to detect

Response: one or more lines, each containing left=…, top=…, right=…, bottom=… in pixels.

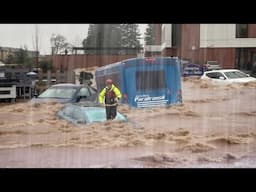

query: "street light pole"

left=35, top=24, right=39, bottom=71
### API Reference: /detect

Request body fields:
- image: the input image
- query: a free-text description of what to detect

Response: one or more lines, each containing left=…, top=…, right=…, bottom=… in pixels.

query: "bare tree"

left=50, top=34, right=72, bottom=54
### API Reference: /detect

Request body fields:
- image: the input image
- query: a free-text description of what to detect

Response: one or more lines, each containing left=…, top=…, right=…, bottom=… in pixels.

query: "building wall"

left=199, top=48, right=236, bottom=68
left=179, top=24, right=200, bottom=63
left=161, top=24, right=201, bottom=63
left=200, top=24, right=256, bottom=48
left=161, top=24, right=172, bottom=48
left=145, top=52, right=162, bottom=57
left=161, top=24, right=256, bottom=69
left=248, top=24, right=256, bottom=38
left=161, top=48, right=176, bottom=57
left=153, top=24, right=162, bottom=45
left=52, top=54, right=138, bottom=71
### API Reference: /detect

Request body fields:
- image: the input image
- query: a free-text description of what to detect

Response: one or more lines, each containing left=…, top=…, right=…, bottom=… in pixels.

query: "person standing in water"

left=98, top=79, right=122, bottom=120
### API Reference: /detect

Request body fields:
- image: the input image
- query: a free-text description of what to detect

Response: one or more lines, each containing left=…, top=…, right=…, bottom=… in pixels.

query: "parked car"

left=57, top=103, right=127, bottom=124
left=31, top=83, right=97, bottom=103
left=201, top=69, right=256, bottom=84
left=204, top=61, right=222, bottom=71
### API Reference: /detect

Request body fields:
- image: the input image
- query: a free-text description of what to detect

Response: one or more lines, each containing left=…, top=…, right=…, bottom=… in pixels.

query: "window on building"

left=236, top=24, right=248, bottom=38
left=235, top=48, right=249, bottom=70
left=172, top=24, right=178, bottom=47
left=136, top=70, right=166, bottom=91
left=171, top=24, right=181, bottom=47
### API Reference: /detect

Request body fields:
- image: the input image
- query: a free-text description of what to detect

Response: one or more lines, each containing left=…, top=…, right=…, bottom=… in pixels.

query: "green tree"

left=82, top=24, right=123, bottom=54
left=120, top=24, right=142, bottom=48
left=144, top=24, right=155, bottom=45
left=21, top=47, right=34, bottom=68
left=82, top=24, right=96, bottom=48
left=39, top=59, right=52, bottom=72
left=82, top=24, right=142, bottom=54
left=4, top=46, right=35, bottom=69
left=5, top=54, right=15, bottom=64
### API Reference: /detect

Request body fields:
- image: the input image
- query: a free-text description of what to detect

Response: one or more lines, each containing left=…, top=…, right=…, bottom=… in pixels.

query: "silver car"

left=205, top=61, right=222, bottom=71
left=31, top=83, right=97, bottom=103
left=57, top=103, right=127, bottom=124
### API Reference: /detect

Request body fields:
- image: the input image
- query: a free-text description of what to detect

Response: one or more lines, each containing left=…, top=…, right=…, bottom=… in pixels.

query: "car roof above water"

left=51, top=83, right=83, bottom=88
left=59, top=104, right=127, bottom=123
left=205, top=69, right=240, bottom=73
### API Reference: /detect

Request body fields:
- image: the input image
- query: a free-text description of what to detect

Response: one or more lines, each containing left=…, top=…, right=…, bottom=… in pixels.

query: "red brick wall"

left=199, top=48, right=236, bottom=68
left=179, top=24, right=200, bottom=63
left=163, top=47, right=236, bottom=69
left=162, top=24, right=201, bottom=63
left=52, top=54, right=137, bottom=71
left=161, top=48, right=177, bottom=57
left=144, top=52, right=162, bottom=57
left=153, top=24, right=162, bottom=45
left=248, top=24, right=256, bottom=38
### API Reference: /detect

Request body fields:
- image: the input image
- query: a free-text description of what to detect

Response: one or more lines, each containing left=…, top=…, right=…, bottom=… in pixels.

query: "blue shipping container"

left=95, top=57, right=182, bottom=108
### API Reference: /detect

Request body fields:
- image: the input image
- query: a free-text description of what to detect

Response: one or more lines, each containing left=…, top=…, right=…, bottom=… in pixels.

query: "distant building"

left=0, top=46, right=39, bottom=63
left=0, top=64, right=36, bottom=99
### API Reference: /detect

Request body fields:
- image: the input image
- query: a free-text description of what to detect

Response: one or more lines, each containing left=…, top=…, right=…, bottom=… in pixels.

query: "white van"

left=205, top=61, right=222, bottom=71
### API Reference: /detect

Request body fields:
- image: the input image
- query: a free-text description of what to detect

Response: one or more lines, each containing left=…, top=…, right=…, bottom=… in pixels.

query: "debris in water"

left=208, top=136, right=250, bottom=144
left=12, top=108, right=24, bottom=112
left=173, top=128, right=190, bottom=136
left=197, top=156, right=221, bottom=163
left=181, top=142, right=216, bottom=153
left=223, top=153, right=239, bottom=160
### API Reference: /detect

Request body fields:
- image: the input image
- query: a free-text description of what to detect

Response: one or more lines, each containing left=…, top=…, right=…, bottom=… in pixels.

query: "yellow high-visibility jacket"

left=98, top=84, right=122, bottom=104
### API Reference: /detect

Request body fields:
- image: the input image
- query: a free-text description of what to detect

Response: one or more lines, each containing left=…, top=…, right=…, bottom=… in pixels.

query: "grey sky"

left=0, top=24, right=147, bottom=55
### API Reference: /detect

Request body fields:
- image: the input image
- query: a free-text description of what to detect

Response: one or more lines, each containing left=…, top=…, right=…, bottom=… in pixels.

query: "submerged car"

left=57, top=103, right=127, bottom=124
left=201, top=69, right=256, bottom=84
left=31, top=83, right=97, bottom=103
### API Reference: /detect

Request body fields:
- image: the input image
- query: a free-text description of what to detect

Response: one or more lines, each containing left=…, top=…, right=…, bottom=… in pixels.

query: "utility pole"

left=32, top=24, right=39, bottom=71
left=35, top=24, right=39, bottom=70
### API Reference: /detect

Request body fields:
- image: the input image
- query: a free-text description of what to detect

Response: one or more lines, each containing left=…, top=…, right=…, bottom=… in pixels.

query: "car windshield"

left=38, top=87, right=77, bottom=99
left=224, top=71, right=248, bottom=79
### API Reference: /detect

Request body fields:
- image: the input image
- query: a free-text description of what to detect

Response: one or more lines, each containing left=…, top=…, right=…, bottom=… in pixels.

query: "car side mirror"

left=33, top=93, right=38, bottom=98
left=246, top=74, right=250, bottom=77
left=219, top=76, right=225, bottom=80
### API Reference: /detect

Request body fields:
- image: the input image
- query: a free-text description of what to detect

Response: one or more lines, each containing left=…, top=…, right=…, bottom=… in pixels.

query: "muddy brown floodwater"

left=0, top=78, right=256, bottom=168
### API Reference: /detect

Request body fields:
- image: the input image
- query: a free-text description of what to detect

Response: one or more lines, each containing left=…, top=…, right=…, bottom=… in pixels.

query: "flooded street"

left=1, top=78, right=256, bottom=168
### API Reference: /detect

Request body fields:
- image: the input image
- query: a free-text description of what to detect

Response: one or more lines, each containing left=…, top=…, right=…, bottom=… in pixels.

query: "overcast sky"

left=0, top=24, right=147, bottom=55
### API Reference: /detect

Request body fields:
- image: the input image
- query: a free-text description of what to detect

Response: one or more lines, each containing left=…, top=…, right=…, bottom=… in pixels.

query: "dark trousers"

left=106, top=105, right=117, bottom=120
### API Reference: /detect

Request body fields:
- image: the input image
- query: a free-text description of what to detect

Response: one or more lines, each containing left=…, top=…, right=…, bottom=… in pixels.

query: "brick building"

left=0, top=47, right=38, bottom=63
left=147, top=24, right=256, bottom=72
